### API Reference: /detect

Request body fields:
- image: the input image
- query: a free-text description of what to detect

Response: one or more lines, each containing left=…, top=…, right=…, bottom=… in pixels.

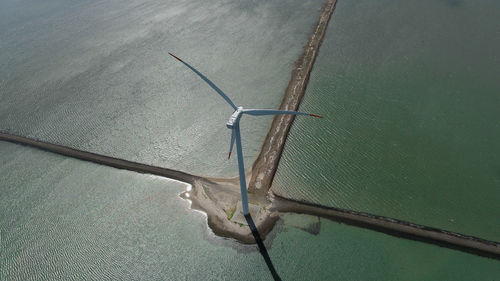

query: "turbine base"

left=230, top=201, right=262, bottom=225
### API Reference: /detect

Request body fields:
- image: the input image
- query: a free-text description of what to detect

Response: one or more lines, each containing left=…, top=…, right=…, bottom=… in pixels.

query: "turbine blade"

left=243, top=109, right=323, bottom=118
left=169, top=53, right=237, bottom=110
left=228, top=128, right=236, bottom=160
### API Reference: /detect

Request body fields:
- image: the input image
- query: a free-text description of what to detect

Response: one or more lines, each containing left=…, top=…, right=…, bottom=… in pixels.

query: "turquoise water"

left=0, top=0, right=324, bottom=177
left=273, top=0, right=500, bottom=241
left=2, top=141, right=499, bottom=280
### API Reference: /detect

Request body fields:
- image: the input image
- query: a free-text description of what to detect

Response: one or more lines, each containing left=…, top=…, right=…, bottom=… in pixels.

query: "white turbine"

left=169, top=53, right=322, bottom=215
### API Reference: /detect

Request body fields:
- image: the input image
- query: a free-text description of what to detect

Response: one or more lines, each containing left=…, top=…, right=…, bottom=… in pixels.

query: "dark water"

left=273, top=0, right=500, bottom=241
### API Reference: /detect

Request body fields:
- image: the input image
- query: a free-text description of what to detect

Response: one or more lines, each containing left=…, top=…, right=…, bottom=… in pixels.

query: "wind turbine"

left=169, top=53, right=322, bottom=216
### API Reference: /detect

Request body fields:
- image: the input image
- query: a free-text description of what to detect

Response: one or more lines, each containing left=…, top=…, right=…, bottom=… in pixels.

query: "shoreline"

left=2, top=0, right=500, bottom=260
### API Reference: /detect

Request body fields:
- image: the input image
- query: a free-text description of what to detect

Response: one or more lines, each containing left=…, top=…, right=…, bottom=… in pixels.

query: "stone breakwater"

left=0, top=132, right=201, bottom=184
left=2, top=0, right=500, bottom=260
left=0, top=131, right=278, bottom=243
left=248, top=0, right=337, bottom=196
left=2, top=132, right=500, bottom=258
left=273, top=195, right=500, bottom=259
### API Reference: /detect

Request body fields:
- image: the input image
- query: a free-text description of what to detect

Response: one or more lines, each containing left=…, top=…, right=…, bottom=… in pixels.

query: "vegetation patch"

left=225, top=205, right=237, bottom=220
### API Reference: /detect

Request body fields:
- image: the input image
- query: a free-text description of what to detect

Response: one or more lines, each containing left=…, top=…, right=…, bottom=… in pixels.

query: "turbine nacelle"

left=226, top=106, right=244, bottom=129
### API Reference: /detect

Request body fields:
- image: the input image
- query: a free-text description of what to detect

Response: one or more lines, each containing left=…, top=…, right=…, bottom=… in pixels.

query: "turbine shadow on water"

left=244, top=214, right=282, bottom=281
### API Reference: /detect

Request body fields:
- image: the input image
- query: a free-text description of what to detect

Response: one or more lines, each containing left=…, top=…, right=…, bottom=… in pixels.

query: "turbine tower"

left=169, top=53, right=322, bottom=215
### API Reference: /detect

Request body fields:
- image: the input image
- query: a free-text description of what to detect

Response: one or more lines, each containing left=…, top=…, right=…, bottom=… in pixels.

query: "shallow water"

left=0, top=0, right=324, bottom=177
left=273, top=0, right=500, bottom=241
left=2, top=141, right=499, bottom=280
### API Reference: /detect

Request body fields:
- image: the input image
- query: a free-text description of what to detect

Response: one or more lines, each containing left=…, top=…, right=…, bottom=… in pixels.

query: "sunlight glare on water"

left=0, top=0, right=324, bottom=177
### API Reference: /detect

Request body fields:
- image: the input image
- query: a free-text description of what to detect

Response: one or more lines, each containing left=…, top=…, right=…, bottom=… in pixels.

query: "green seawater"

left=1, top=0, right=499, bottom=279
left=273, top=0, right=500, bottom=241
left=1, top=141, right=499, bottom=280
